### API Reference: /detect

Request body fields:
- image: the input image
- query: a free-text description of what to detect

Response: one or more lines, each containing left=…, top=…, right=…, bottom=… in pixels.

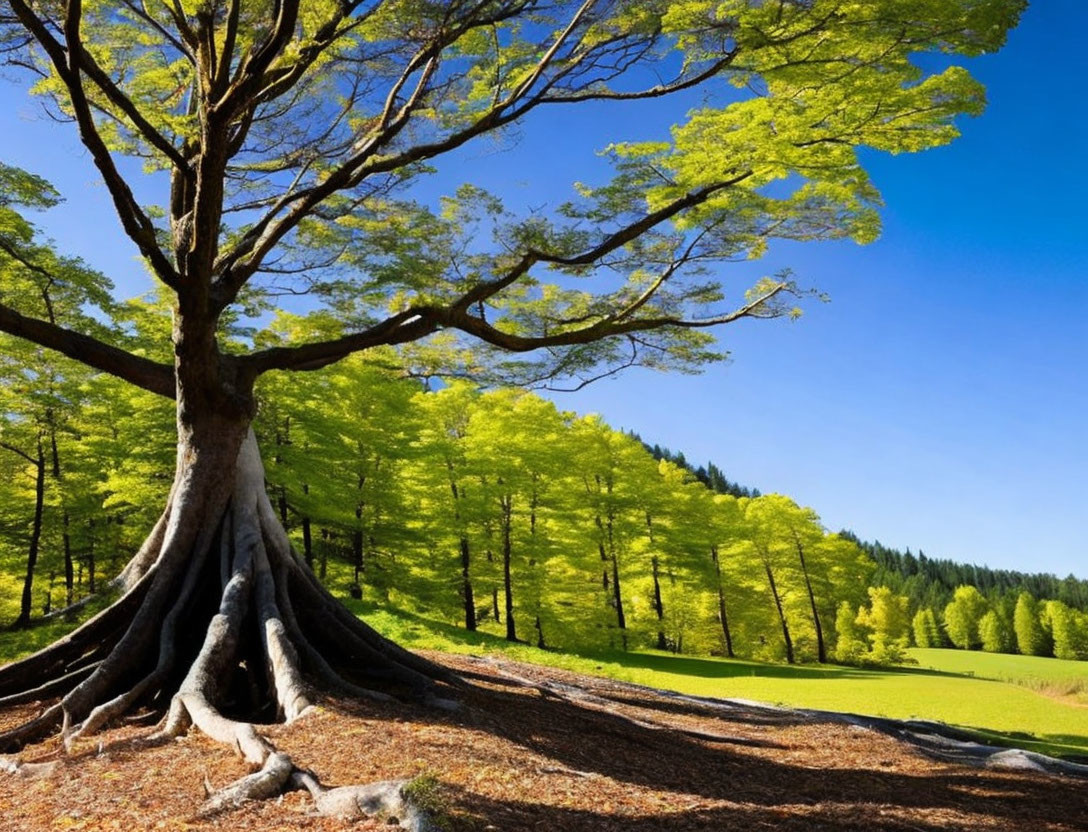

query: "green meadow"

left=353, top=603, right=1088, bottom=760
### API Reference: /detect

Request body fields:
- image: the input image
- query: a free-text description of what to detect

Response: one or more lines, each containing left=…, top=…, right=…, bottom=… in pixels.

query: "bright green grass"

left=349, top=602, right=1088, bottom=760
left=909, top=647, right=1088, bottom=684
left=0, top=594, right=114, bottom=662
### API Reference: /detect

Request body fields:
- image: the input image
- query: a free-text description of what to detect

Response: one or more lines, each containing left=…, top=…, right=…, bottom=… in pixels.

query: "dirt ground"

left=1, top=652, right=1085, bottom=832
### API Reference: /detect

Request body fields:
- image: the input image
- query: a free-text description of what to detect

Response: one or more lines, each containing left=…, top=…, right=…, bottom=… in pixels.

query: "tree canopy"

left=0, top=0, right=1028, bottom=822
left=0, top=0, right=1024, bottom=396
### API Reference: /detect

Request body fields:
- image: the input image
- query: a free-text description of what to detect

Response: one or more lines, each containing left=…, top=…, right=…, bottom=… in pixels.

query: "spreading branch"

left=0, top=303, right=175, bottom=398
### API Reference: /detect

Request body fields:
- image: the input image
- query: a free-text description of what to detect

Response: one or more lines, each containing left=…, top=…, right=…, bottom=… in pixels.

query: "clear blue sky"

left=0, top=2, right=1084, bottom=579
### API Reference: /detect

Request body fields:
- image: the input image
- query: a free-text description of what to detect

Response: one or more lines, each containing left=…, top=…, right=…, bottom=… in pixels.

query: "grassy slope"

left=353, top=603, right=1088, bottom=760
left=909, top=646, right=1088, bottom=683
left=3, top=598, right=1086, bottom=759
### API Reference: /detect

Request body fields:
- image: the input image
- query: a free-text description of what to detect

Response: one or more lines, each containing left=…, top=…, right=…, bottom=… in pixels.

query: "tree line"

left=3, top=336, right=1083, bottom=664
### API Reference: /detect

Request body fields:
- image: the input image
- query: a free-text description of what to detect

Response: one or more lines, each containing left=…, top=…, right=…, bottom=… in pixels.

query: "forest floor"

left=2, top=652, right=1086, bottom=832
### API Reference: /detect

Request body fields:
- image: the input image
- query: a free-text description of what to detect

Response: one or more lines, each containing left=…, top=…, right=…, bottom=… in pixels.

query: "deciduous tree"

left=0, top=0, right=1023, bottom=817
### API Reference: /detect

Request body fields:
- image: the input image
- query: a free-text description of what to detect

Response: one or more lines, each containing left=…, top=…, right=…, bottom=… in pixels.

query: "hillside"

left=639, top=437, right=1088, bottom=614
left=2, top=652, right=1085, bottom=832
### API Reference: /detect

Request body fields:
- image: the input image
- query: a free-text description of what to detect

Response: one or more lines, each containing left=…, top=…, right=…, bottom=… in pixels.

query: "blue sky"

left=0, top=2, right=1084, bottom=579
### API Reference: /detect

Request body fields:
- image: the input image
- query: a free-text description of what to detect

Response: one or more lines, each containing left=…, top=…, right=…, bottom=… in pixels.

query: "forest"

left=3, top=329, right=1085, bottom=666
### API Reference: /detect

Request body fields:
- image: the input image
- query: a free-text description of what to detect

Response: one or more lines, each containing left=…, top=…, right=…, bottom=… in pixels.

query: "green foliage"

left=944, top=585, right=990, bottom=650
left=833, top=601, right=866, bottom=665
left=912, top=608, right=941, bottom=649
left=849, top=534, right=1088, bottom=615
left=1043, top=601, right=1088, bottom=661
left=979, top=609, right=1014, bottom=654
left=1, top=0, right=1027, bottom=392
left=856, top=587, right=911, bottom=664
left=1014, top=592, right=1050, bottom=657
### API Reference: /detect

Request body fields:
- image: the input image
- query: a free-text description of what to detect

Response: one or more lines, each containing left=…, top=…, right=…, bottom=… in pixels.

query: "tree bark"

left=795, top=539, right=826, bottom=663
left=47, top=420, right=75, bottom=608
left=764, top=561, right=794, bottom=665
left=460, top=536, right=476, bottom=631
left=501, top=495, right=516, bottom=642
left=301, top=516, right=313, bottom=569
left=13, top=437, right=46, bottom=630
left=0, top=401, right=453, bottom=779
left=651, top=556, right=667, bottom=651
left=710, top=545, right=734, bottom=658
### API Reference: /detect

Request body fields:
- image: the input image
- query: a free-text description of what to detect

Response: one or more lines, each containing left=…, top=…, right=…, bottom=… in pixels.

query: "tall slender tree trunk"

left=604, top=509, right=627, bottom=649
left=764, top=561, right=794, bottom=664
left=501, top=496, right=516, bottom=642
left=351, top=524, right=364, bottom=596
left=62, top=514, right=74, bottom=608
left=651, top=556, right=667, bottom=651
left=711, top=545, right=734, bottom=658
left=301, top=516, right=313, bottom=569
left=278, top=489, right=289, bottom=526
left=46, top=423, right=76, bottom=608
left=460, top=536, right=476, bottom=631
left=795, top=539, right=826, bottom=663
left=87, top=532, right=96, bottom=595
left=13, top=437, right=46, bottom=630
left=646, top=513, right=667, bottom=651
left=448, top=474, right=475, bottom=631
left=319, top=528, right=328, bottom=579
left=610, top=544, right=627, bottom=650
left=351, top=474, right=365, bottom=594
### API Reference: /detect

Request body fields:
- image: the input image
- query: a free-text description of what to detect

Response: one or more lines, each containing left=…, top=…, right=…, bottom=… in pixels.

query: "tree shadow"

left=333, top=660, right=1088, bottom=831
left=443, top=788, right=1029, bottom=832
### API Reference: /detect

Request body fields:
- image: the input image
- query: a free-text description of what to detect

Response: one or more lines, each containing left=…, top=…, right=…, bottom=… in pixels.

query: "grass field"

left=350, top=603, right=1088, bottom=760
left=3, top=599, right=1086, bottom=760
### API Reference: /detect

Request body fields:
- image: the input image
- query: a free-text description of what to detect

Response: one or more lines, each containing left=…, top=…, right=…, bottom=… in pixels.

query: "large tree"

left=0, top=0, right=1022, bottom=820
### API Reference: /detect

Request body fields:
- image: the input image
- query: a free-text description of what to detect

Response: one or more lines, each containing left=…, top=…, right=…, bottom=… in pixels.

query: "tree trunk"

left=301, top=516, right=313, bottom=568
left=278, top=489, right=289, bottom=526
left=47, top=422, right=75, bottom=608
left=352, top=523, right=364, bottom=595
left=501, top=496, right=516, bottom=642
left=611, top=545, right=627, bottom=650
left=596, top=507, right=626, bottom=648
left=460, top=536, right=476, bottom=631
left=651, top=556, right=667, bottom=651
left=646, top=513, right=666, bottom=651
left=795, top=539, right=826, bottom=663
left=87, top=527, right=96, bottom=595
left=710, top=545, right=734, bottom=658
left=764, top=561, right=794, bottom=664
left=13, top=437, right=46, bottom=630
left=318, top=528, right=329, bottom=580
left=0, top=409, right=453, bottom=780
left=62, top=513, right=74, bottom=609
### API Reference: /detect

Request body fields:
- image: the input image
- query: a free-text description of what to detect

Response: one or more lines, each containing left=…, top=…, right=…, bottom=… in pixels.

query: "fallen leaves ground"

left=1, top=652, right=1085, bottom=831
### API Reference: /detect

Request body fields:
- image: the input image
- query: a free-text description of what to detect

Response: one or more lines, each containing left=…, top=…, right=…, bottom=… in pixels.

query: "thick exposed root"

left=1, top=430, right=457, bottom=824
left=0, top=571, right=152, bottom=699
left=199, top=751, right=294, bottom=816
left=292, top=770, right=443, bottom=830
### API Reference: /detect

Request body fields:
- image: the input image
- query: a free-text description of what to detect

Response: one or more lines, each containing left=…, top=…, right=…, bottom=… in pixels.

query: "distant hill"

left=631, top=434, right=1088, bottom=613
left=841, top=532, right=1088, bottom=613
left=627, top=432, right=761, bottom=500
